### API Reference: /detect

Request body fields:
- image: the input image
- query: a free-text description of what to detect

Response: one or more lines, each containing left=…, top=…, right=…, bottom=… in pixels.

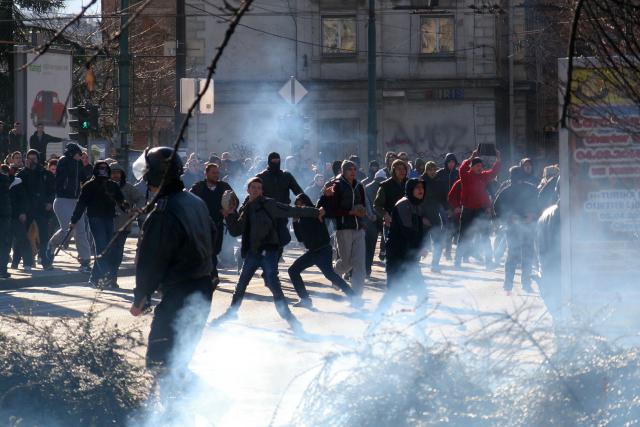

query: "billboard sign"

left=15, top=50, right=72, bottom=141
left=558, top=58, right=640, bottom=331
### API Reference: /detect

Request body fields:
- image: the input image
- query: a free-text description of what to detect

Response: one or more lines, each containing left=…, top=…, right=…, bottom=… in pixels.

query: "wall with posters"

left=558, top=59, right=640, bottom=333
left=14, top=49, right=72, bottom=142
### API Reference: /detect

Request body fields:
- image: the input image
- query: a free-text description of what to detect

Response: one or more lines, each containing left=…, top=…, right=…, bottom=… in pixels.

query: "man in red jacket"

left=455, top=148, right=501, bottom=269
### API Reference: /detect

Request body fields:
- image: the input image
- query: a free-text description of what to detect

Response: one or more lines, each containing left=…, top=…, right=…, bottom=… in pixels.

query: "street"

left=0, top=238, right=552, bottom=426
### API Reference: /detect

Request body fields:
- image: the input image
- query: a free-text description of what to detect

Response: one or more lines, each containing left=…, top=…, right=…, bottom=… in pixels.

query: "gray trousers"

left=48, top=197, right=92, bottom=261
left=334, top=228, right=366, bottom=295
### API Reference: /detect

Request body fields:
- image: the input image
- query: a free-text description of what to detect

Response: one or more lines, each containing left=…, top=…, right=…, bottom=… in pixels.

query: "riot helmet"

left=143, top=146, right=184, bottom=187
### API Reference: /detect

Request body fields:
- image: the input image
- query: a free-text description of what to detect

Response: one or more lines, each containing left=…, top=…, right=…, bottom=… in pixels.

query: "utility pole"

left=508, top=0, right=515, bottom=163
left=367, top=0, right=378, bottom=163
left=118, top=0, right=130, bottom=172
left=175, top=0, right=186, bottom=138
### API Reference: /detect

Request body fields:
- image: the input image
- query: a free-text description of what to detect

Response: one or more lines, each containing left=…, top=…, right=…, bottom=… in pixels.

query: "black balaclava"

left=405, top=178, right=424, bottom=206
left=267, top=152, right=281, bottom=172
left=94, top=161, right=111, bottom=179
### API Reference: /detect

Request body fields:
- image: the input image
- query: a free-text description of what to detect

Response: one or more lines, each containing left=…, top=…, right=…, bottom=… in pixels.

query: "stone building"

left=104, top=0, right=537, bottom=165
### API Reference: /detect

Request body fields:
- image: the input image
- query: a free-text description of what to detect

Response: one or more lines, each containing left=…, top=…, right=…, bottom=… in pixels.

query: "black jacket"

left=493, top=181, right=540, bottom=224
left=0, top=132, right=9, bottom=159
left=419, top=174, right=445, bottom=226
left=255, top=168, right=303, bottom=204
left=134, top=188, right=214, bottom=306
left=71, top=176, right=125, bottom=223
left=56, top=155, right=88, bottom=198
left=16, top=165, right=55, bottom=217
left=435, top=153, right=460, bottom=192
left=320, top=176, right=366, bottom=231
left=386, top=197, right=427, bottom=264
left=29, top=132, right=62, bottom=161
left=226, top=196, right=318, bottom=257
left=7, top=177, right=27, bottom=220
left=293, top=216, right=330, bottom=252
left=0, top=173, right=10, bottom=218
left=190, top=180, right=233, bottom=225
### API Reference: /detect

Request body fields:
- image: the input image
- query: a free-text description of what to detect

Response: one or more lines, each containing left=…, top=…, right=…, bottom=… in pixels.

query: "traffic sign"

left=180, top=78, right=214, bottom=114
left=278, top=76, right=308, bottom=105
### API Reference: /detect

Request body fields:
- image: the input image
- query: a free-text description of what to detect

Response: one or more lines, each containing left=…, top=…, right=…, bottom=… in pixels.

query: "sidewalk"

left=0, top=237, right=138, bottom=289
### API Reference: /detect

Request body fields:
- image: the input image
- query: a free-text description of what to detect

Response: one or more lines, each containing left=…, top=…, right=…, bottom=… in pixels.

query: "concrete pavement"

left=0, top=237, right=138, bottom=289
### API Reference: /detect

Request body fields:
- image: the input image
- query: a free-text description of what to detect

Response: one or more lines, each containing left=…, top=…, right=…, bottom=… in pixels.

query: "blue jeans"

left=88, top=216, right=114, bottom=283
left=231, top=249, right=292, bottom=319
left=288, top=245, right=353, bottom=299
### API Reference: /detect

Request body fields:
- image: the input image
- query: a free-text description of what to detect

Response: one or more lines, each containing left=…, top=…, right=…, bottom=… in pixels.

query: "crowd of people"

left=0, top=127, right=144, bottom=286
left=1, top=129, right=562, bottom=370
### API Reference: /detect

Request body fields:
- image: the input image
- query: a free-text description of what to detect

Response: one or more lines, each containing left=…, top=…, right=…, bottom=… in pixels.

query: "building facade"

left=105, top=0, right=537, bottom=166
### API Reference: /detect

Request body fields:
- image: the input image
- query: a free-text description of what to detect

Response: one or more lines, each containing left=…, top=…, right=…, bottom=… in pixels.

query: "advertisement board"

left=15, top=49, right=72, bottom=141
left=558, top=59, right=640, bottom=331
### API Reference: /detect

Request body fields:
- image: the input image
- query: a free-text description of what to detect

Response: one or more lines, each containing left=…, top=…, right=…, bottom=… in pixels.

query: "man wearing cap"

left=48, top=142, right=93, bottom=272
left=455, top=148, right=501, bottom=269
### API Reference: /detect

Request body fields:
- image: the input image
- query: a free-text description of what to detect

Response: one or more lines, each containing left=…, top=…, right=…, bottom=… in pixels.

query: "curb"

left=0, top=266, right=137, bottom=290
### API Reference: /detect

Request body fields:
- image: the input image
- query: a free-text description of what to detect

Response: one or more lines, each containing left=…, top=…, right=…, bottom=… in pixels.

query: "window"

left=322, top=16, right=357, bottom=55
left=421, top=16, right=454, bottom=54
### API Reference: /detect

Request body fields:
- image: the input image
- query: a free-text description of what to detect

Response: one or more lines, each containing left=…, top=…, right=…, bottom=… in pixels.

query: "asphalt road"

left=0, top=247, right=552, bottom=426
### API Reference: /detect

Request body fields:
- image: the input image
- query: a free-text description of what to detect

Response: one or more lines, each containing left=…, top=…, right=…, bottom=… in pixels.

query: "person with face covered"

left=130, top=147, right=215, bottom=372
left=14, top=149, right=55, bottom=270
left=70, top=161, right=127, bottom=287
left=374, top=179, right=429, bottom=315
left=256, top=152, right=304, bottom=249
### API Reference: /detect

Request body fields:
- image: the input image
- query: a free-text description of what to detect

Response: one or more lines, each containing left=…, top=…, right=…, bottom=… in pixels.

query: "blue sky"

left=62, top=0, right=101, bottom=15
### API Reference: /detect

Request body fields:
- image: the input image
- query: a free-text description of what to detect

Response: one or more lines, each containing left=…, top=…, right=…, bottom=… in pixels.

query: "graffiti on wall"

left=384, top=120, right=472, bottom=160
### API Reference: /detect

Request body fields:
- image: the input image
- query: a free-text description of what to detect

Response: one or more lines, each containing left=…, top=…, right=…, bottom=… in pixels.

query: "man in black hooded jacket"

left=70, top=161, right=126, bottom=287
left=48, top=143, right=92, bottom=272
left=15, top=149, right=55, bottom=269
left=435, top=153, right=459, bottom=259
left=256, top=152, right=304, bottom=249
